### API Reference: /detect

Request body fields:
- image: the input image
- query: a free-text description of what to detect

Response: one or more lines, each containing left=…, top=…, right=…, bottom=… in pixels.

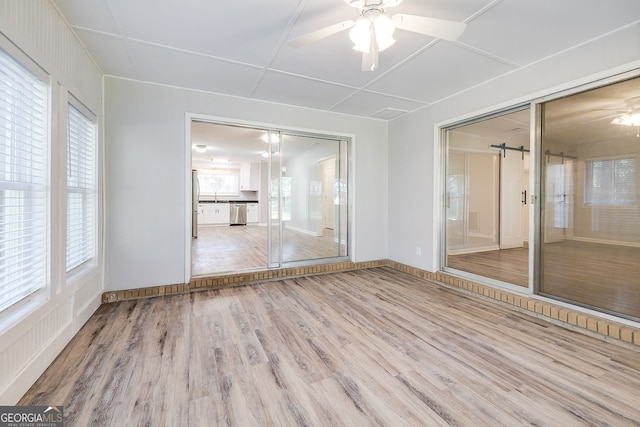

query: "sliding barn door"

left=500, top=151, right=524, bottom=249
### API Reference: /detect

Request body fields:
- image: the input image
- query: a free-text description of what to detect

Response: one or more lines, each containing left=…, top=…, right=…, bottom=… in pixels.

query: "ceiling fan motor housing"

left=344, top=0, right=404, bottom=10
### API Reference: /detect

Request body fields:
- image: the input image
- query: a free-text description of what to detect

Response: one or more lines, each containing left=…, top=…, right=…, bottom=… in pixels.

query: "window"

left=67, top=103, right=97, bottom=272
left=0, top=46, right=48, bottom=312
left=196, top=168, right=239, bottom=196
left=585, top=157, right=636, bottom=206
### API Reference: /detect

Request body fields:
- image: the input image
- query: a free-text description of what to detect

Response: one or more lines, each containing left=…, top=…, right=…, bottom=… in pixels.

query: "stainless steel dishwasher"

left=229, top=203, right=247, bottom=225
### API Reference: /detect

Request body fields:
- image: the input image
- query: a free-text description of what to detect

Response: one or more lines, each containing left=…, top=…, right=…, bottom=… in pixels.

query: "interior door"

left=500, top=151, right=524, bottom=249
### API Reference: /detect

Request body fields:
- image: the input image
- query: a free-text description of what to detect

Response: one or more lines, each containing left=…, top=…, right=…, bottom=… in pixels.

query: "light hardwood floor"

left=20, top=267, right=640, bottom=426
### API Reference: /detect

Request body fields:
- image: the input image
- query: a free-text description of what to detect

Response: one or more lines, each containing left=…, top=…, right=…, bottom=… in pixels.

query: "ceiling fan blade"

left=392, top=14, right=466, bottom=41
left=582, top=112, right=624, bottom=124
left=287, top=20, right=355, bottom=48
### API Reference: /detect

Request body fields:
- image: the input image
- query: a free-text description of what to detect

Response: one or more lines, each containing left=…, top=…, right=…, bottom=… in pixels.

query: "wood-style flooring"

left=20, top=267, right=640, bottom=426
left=192, top=225, right=344, bottom=276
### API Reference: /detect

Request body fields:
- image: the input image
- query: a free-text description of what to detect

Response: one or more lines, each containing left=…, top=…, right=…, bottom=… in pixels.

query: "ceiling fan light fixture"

left=373, top=14, right=396, bottom=51
left=350, top=18, right=372, bottom=52
left=611, top=112, right=640, bottom=127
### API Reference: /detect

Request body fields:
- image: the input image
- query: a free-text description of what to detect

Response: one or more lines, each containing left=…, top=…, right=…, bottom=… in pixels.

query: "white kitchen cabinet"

left=240, top=163, right=260, bottom=191
left=199, top=203, right=230, bottom=225
left=240, top=165, right=251, bottom=191
left=247, top=203, right=259, bottom=223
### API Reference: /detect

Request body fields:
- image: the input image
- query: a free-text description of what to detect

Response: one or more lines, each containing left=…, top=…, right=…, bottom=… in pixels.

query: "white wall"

left=104, top=78, right=388, bottom=291
left=0, top=1, right=103, bottom=404
left=388, top=24, right=640, bottom=271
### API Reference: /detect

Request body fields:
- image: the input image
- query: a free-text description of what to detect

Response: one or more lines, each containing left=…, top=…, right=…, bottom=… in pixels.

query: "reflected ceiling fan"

left=611, top=97, right=640, bottom=137
left=583, top=96, right=640, bottom=137
left=287, top=0, right=467, bottom=71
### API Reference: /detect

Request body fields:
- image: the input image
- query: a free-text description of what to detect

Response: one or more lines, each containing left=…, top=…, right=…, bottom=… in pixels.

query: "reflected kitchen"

left=191, top=163, right=261, bottom=236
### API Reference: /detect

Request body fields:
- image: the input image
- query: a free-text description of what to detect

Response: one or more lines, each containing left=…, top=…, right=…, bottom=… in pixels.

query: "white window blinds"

left=66, top=104, right=96, bottom=272
left=585, top=157, right=637, bottom=206
left=0, top=47, right=48, bottom=312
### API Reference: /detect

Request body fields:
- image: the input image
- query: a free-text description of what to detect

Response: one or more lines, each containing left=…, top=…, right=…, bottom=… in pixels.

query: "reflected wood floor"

left=447, top=241, right=640, bottom=319
left=541, top=240, right=640, bottom=319
left=448, top=247, right=529, bottom=287
left=21, top=267, right=640, bottom=426
left=192, top=225, right=344, bottom=276
left=192, top=225, right=268, bottom=275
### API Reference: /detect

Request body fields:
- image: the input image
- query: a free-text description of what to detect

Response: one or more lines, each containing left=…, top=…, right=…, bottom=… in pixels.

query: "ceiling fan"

left=287, top=0, right=467, bottom=71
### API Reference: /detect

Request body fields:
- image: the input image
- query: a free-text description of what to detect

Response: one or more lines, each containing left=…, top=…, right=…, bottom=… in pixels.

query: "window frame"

left=0, top=37, right=51, bottom=317
left=66, top=97, right=98, bottom=275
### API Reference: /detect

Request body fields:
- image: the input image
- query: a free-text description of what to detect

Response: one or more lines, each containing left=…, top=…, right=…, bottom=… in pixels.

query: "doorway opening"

left=189, top=120, right=349, bottom=277
left=443, top=108, right=531, bottom=288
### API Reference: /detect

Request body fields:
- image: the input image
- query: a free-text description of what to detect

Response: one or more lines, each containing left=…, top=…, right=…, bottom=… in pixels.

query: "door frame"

left=184, top=113, right=353, bottom=283
left=439, top=104, right=534, bottom=294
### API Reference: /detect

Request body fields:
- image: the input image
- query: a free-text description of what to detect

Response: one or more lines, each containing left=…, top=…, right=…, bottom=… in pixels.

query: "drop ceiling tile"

left=73, top=29, right=138, bottom=77
left=367, top=42, right=515, bottom=103
left=251, top=71, right=356, bottom=111
left=330, top=90, right=426, bottom=117
left=112, top=0, right=300, bottom=66
left=54, top=0, right=120, bottom=33
left=128, top=42, right=263, bottom=98
left=460, top=0, right=640, bottom=65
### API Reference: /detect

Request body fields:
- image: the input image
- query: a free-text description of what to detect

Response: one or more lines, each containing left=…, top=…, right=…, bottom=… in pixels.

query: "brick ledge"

left=101, top=260, right=387, bottom=303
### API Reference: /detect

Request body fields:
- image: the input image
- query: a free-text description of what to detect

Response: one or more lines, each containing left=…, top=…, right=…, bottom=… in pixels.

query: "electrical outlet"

left=416, top=247, right=421, bottom=255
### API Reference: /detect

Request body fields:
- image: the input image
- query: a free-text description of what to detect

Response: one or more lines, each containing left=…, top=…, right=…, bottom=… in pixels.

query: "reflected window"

left=585, top=156, right=636, bottom=206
